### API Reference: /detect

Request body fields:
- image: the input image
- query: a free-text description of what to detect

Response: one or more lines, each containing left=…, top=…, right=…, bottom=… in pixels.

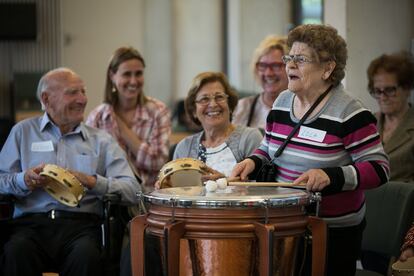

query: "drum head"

left=146, top=186, right=311, bottom=208
left=392, top=257, right=414, bottom=276
left=40, top=164, right=85, bottom=207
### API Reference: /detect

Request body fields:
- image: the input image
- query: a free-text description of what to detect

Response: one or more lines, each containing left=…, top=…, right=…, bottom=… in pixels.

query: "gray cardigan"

left=173, top=125, right=263, bottom=162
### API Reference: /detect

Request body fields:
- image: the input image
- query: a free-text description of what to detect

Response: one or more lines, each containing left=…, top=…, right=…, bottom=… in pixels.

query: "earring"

left=112, top=85, right=117, bottom=93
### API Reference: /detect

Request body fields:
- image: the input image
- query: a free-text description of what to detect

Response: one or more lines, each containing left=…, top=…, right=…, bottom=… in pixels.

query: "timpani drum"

left=130, top=186, right=326, bottom=276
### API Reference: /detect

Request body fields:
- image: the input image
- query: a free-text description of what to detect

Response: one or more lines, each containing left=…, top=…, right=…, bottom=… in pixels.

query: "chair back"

left=362, top=181, right=414, bottom=258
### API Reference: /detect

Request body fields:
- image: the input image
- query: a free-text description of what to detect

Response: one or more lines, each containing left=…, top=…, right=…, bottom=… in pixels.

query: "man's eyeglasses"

left=282, top=55, right=314, bottom=65
left=369, top=86, right=398, bottom=99
left=256, top=62, right=285, bottom=72
left=195, top=93, right=229, bottom=105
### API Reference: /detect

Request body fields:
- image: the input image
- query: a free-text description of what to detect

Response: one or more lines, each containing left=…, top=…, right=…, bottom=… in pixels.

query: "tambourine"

left=158, top=158, right=209, bottom=189
left=392, top=257, right=414, bottom=276
left=40, top=164, right=85, bottom=207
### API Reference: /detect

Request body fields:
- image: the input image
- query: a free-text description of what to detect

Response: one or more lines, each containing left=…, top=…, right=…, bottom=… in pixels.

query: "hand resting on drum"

left=200, top=166, right=225, bottom=182
left=293, top=169, right=331, bottom=192
left=230, top=158, right=255, bottom=181
left=231, top=159, right=329, bottom=192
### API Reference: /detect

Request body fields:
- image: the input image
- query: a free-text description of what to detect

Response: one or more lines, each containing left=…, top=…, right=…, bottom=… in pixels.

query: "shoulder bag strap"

left=273, top=85, right=333, bottom=159
left=247, top=94, right=260, bottom=127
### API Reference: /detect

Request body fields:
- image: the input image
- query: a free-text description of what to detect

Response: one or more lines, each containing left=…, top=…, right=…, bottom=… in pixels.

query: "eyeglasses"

left=195, top=93, right=229, bottom=105
left=369, top=86, right=398, bottom=99
left=256, top=62, right=285, bottom=72
left=282, top=55, right=314, bottom=65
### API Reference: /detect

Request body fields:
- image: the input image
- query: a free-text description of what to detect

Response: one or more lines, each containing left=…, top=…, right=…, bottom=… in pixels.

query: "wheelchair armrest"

left=0, top=194, right=15, bottom=220
left=0, top=194, right=15, bottom=203
left=103, top=193, right=122, bottom=205
left=101, top=193, right=130, bottom=262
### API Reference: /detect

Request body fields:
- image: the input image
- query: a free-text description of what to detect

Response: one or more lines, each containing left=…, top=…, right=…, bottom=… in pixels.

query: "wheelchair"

left=0, top=193, right=131, bottom=276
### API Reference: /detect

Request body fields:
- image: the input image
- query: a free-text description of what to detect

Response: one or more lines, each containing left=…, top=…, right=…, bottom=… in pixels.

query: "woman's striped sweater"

left=251, top=84, right=390, bottom=227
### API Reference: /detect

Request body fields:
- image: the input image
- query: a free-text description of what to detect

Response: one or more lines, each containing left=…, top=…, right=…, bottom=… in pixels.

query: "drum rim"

left=145, top=186, right=311, bottom=208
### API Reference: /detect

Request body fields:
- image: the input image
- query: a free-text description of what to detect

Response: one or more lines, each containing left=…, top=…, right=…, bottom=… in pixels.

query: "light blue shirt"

left=0, top=113, right=141, bottom=218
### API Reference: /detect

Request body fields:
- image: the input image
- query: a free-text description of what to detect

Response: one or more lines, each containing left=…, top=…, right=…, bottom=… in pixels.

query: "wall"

left=60, top=0, right=224, bottom=112
left=173, top=0, right=223, bottom=100
left=61, top=0, right=144, bottom=116
left=143, top=0, right=173, bottom=105
left=325, top=0, right=414, bottom=112
left=227, top=0, right=291, bottom=94
left=0, top=0, right=60, bottom=118
left=1, top=0, right=413, bottom=119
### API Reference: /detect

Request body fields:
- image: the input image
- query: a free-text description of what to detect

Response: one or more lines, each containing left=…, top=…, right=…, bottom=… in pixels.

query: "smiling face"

left=110, top=58, right=144, bottom=105
left=255, top=48, right=288, bottom=99
left=373, top=71, right=410, bottom=116
left=42, top=71, right=87, bottom=133
left=194, top=81, right=230, bottom=131
left=285, top=42, right=333, bottom=95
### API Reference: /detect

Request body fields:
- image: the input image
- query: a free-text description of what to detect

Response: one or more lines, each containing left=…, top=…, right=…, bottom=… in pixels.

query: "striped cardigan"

left=251, top=84, right=389, bottom=227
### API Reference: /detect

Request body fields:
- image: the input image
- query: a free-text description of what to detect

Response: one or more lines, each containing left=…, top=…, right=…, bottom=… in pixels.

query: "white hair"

left=36, top=67, right=77, bottom=110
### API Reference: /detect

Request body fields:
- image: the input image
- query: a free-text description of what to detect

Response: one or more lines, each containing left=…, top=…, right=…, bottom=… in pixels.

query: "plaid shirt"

left=86, top=98, right=171, bottom=192
left=402, top=223, right=414, bottom=252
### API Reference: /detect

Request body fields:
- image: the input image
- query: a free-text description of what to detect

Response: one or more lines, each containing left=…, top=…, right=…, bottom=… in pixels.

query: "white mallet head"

left=205, top=180, right=218, bottom=192
left=216, top=178, right=228, bottom=189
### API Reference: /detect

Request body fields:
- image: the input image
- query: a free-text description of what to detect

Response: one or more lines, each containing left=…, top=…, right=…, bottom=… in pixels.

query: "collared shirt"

left=86, top=98, right=171, bottom=193
left=0, top=113, right=141, bottom=218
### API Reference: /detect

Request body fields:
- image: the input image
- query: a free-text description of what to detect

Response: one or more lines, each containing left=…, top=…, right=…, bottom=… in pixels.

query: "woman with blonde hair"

left=232, top=35, right=289, bottom=130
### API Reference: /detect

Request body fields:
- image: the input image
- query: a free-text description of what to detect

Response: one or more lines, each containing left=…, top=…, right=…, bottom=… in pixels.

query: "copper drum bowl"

left=392, top=257, right=414, bottom=276
left=131, top=186, right=324, bottom=276
left=158, top=158, right=208, bottom=189
left=40, top=164, right=85, bottom=207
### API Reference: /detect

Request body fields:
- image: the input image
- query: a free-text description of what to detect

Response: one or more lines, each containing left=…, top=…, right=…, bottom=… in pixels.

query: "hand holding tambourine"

left=40, top=164, right=86, bottom=207
left=157, top=158, right=224, bottom=189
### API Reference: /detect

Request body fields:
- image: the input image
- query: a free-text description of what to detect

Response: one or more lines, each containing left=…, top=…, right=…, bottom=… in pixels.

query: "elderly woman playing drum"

left=231, top=24, right=389, bottom=276
left=174, top=71, right=263, bottom=177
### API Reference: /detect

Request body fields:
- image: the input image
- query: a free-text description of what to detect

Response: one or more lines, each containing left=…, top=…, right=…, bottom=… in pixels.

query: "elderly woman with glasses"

left=231, top=24, right=389, bottom=276
left=164, top=71, right=263, bottom=275
left=173, top=71, right=262, bottom=178
left=232, top=35, right=288, bottom=130
left=367, top=51, right=414, bottom=182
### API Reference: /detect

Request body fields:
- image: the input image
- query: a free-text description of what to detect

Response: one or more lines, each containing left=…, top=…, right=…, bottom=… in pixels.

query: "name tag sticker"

left=298, top=126, right=326, bottom=142
left=31, top=141, right=54, bottom=152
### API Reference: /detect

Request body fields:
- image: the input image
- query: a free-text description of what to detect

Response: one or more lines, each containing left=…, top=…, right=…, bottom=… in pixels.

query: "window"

left=292, top=0, right=323, bottom=26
